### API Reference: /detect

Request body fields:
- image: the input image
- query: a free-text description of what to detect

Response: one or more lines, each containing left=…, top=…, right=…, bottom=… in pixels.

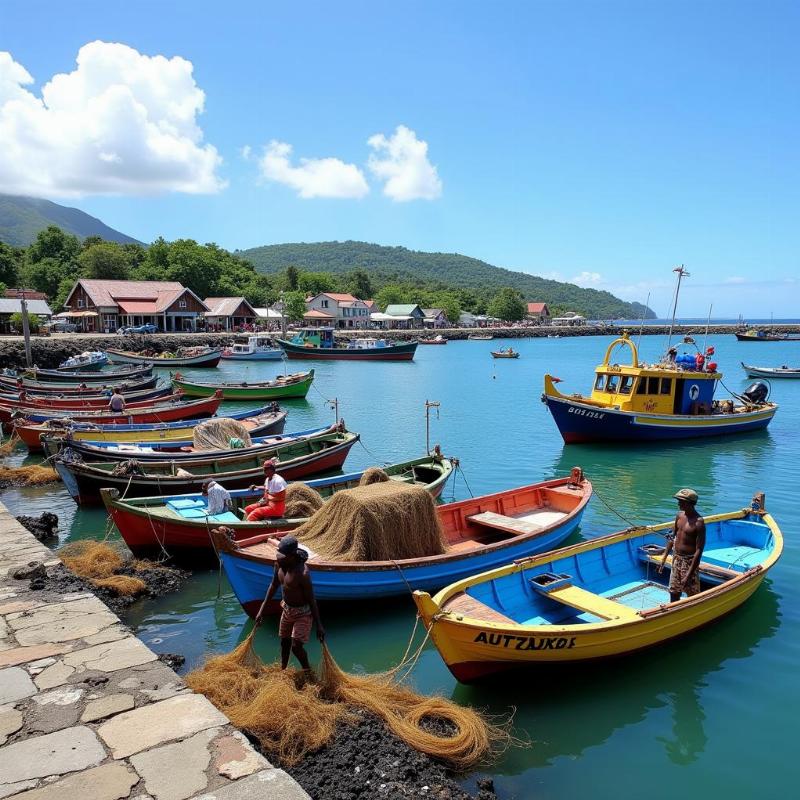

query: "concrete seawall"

left=0, top=502, right=309, bottom=800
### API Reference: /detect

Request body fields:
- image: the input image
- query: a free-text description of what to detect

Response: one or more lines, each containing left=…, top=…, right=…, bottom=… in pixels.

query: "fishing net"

left=60, top=541, right=124, bottom=578
left=358, top=466, right=390, bottom=486
left=0, top=464, right=60, bottom=488
left=0, top=433, right=21, bottom=456
left=293, top=482, right=446, bottom=562
left=283, top=482, right=325, bottom=518
left=193, top=418, right=253, bottom=451
left=91, top=575, right=147, bottom=596
left=186, top=636, right=501, bottom=770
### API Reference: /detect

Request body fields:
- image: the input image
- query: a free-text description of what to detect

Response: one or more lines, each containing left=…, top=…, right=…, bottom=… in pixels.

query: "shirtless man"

left=256, top=535, right=324, bottom=670
left=659, top=488, right=706, bottom=602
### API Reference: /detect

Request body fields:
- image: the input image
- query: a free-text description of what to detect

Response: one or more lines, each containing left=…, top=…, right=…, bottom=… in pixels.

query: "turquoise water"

left=3, top=334, right=798, bottom=798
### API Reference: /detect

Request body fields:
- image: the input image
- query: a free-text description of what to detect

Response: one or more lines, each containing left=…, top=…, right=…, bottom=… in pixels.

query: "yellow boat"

left=414, top=495, right=781, bottom=682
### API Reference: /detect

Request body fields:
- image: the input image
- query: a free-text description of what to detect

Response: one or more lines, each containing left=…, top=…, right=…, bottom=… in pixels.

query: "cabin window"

left=619, top=375, right=633, bottom=394
left=594, top=374, right=605, bottom=390
left=321, top=300, right=329, bottom=309
left=635, top=379, right=647, bottom=395
left=77, top=298, right=84, bottom=308
left=606, top=375, right=620, bottom=392
left=660, top=378, right=672, bottom=395
left=648, top=377, right=660, bottom=394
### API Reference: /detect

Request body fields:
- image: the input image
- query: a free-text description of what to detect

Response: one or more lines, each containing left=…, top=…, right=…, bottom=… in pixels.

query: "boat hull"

left=741, top=363, right=800, bottom=379
left=106, top=349, right=222, bottom=367
left=171, top=370, right=314, bottom=400
left=735, top=332, right=800, bottom=342
left=19, top=365, right=154, bottom=384
left=221, top=351, right=284, bottom=360
left=276, top=339, right=417, bottom=361
left=543, top=393, right=776, bottom=443
left=0, top=386, right=172, bottom=409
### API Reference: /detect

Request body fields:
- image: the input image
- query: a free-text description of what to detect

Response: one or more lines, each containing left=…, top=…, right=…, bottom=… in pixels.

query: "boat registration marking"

left=567, top=407, right=605, bottom=420
left=474, top=631, right=577, bottom=650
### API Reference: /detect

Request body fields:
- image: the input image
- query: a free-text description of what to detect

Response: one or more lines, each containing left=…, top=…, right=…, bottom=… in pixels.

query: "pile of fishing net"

left=358, top=466, right=390, bottom=486
left=59, top=541, right=148, bottom=597
left=283, top=482, right=325, bottom=518
left=193, top=418, right=253, bottom=451
left=0, top=433, right=21, bottom=456
left=186, top=637, right=503, bottom=769
left=0, top=464, right=59, bottom=488
left=293, top=481, right=446, bottom=561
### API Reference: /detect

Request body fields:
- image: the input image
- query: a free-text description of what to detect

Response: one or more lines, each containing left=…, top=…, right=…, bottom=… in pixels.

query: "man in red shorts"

left=245, top=459, right=288, bottom=521
left=255, top=535, right=325, bottom=670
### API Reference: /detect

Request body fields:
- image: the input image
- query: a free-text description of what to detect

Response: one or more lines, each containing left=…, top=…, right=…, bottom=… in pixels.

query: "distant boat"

left=419, top=335, right=448, bottom=345
left=56, top=351, right=108, bottom=372
left=491, top=347, right=519, bottom=359
left=221, top=335, right=283, bottom=360
left=735, top=329, right=800, bottom=342
left=468, top=333, right=493, bottom=341
left=20, top=363, right=152, bottom=383
left=106, top=348, right=222, bottom=368
left=171, top=369, right=314, bottom=400
left=276, top=328, right=417, bottom=361
left=741, top=363, right=800, bottom=379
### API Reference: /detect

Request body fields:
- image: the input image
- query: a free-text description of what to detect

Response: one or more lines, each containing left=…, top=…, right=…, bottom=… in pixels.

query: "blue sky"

left=1, top=0, right=797, bottom=316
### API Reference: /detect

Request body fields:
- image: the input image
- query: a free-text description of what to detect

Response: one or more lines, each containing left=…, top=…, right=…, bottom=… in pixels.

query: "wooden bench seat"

left=443, top=591, right=516, bottom=624
left=638, top=551, right=741, bottom=582
left=467, top=511, right=544, bottom=536
left=539, top=583, right=640, bottom=621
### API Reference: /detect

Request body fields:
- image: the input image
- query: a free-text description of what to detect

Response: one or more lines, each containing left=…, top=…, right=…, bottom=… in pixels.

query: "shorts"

left=245, top=501, right=286, bottom=521
left=279, top=602, right=313, bottom=642
left=669, top=554, right=701, bottom=596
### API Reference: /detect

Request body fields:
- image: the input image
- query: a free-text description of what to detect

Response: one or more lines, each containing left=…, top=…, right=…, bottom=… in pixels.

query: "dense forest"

left=240, top=241, right=655, bottom=320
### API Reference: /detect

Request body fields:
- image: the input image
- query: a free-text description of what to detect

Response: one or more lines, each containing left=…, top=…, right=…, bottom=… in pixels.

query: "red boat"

left=0, top=389, right=178, bottom=412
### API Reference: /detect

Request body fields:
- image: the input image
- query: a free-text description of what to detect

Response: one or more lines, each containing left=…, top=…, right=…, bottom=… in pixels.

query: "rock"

left=81, top=693, right=135, bottom=723
left=0, top=666, right=37, bottom=704
left=34, top=660, right=75, bottom=690
left=12, top=561, right=46, bottom=581
left=61, top=634, right=157, bottom=673
left=97, top=693, right=228, bottom=759
left=0, top=705, right=24, bottom=745
left=0, top=643, right=72, bottom=669
left=15, top=514, right=59, bottom=542
left=7, top=596, right=118, bottom=646
left=0, top=726, right=106, bottom=785
left=192, top=769, right=310, bottom=800
left=7, top=763, right=139, bottom=800
left=213, top=731, right=271, bottom=779
left=157, top=652, right=185, bottom=670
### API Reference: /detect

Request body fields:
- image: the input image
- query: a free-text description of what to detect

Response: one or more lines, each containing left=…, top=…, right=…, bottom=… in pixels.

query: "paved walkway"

left=0, top=502, right=309, bottom=800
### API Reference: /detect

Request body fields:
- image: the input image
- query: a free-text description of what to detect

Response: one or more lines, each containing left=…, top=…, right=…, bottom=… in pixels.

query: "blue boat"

left=212, top=472, right=592, bottom=613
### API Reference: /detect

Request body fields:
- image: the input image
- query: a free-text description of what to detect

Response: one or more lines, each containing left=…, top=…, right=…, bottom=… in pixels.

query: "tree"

left=81, top=235, right=105, bottom=250
left=298, top=271, right=337, bottom=296
left=346, top=268, right=373, bottom=300
left=19, top=257, right=73, bottom=300
left=283, top=291, right=307, bottom=322
left=25, top=226, right=80, bottom=266
left=284, top=265, right=300, bottom=291
left=163, top=239, right=222, bottom=300
left=430, top=292, right=461, bottom=325
left=78, top=242, right=130, bottom=280
left=487, top=287, right=526, bottom=322
left=10, top=312, right=41, bottom=332
left=375, top=284, right=408, bottom=310
left=0, top=242, right=21, bottom=287
left=53, top=276, right=76, bottom=311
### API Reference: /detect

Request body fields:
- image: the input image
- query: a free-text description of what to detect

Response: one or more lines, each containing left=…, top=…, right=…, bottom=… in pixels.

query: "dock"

left=0, top=501, right=309, bottom=800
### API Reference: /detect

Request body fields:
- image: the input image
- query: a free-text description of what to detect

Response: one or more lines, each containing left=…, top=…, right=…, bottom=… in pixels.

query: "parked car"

left=45, top=321, right=78, bottom=333
left=118, top=323, right=158, bottom=334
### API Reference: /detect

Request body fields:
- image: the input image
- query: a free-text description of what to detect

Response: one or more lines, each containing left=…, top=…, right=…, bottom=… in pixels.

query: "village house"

left=526, top=302, right=551, bottom=325
left=4, top=288, right=49, bottom=301
left=203, top=297, right=258, bottom=331
left=0, top=297, right=53, bottom=334
left=372, top=303, right=426, bottom=329
left=304, top=292, right=371, bottom=328
left=63, top=279, right=208, bottom=333
left=421, top=307, right=450, bottom=328
left=552, top=311, right=587, bottom=327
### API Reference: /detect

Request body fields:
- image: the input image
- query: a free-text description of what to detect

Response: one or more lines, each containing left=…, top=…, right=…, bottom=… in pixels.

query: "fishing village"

left=0, top=4, right=796, bottom=800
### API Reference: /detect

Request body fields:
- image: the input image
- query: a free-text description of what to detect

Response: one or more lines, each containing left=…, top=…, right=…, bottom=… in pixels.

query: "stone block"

left=8, top=763, right=139, bottom=800
left=33, top=659, right=76, bottom=690
left=0, top=643, right=71, bottom=668
left=82, top=693, right=135, bottom=722
left=212, top=731, right=271, bottom=780
left=0, top=666, right=37, bottom=704
left=8, top=598, right=118, bottom=646
left=62, top=635, right=157, bottom=673
left=98, top=694, right=228, bottom=759
left=191, top=770, right=310, bottom=800
left=0, top=705, right=24, bottom=745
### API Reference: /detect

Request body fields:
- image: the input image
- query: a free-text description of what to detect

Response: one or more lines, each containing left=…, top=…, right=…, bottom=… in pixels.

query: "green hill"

left=239, top=240, right=655, bottom=319
left=0, top=195, right=142, bottom=248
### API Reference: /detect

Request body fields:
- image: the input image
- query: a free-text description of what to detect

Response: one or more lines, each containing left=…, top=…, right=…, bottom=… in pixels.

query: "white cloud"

left=367, top=125, right=442, bottom=201
left=257, top=140, right=369, bottom=199
left=571, top=271, right=603, bottom=287
left=0, top=41, right=224, bottom=197
left=240, top=145, right=252, bottom=161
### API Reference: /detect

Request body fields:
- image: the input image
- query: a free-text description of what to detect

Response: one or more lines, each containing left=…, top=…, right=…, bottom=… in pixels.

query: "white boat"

left=57, top=351, right=108, bottom=371
left=221, top=335, right=283, bottom=361
left=742, top=362, right=800, bottom=379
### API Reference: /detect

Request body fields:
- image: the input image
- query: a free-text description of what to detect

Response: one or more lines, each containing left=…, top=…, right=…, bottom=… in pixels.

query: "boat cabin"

left=229, top=336, right=275, bottom=355
left=289, top=327, right=337, bottom=349
left=588, top=333, right=722, bottom=415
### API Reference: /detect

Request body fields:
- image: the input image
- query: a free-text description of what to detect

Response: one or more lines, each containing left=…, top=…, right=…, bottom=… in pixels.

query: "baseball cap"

left=277, top=535, right=299, bottom=556
left=673, top=488, right=698, bottom=504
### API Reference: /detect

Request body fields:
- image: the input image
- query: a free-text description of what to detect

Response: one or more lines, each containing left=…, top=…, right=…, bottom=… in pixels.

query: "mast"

left=636, top=291, right=651, bottom=353
left=701, top=304, right=713, bottom=354
left=666, top=265, right=689, bottom=350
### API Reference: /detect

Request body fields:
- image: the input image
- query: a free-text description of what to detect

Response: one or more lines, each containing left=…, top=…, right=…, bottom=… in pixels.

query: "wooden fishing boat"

left=221, top=335, right=283, bottom=360
left=542, top=331, right=778, bottom=442
left=41, top=422, right=326, bottom=463
left=57, top=430, right=360, bottom=505
left=0, top=385, right=172, bottom=409
left=170, top=370, right=314, bottom=400
left=102, top=455, right=456, bottom=561
left=467, top=334, right=493, bottom=341
left=207, top=471, right=591, bottom=608
left=419, top=335, right=448, bottom=345
left=735, top=328, right=800, bottom=342
left=106, top=348, right=223, bottom=368
left=414, top=494, right=781, bottom=682
left=13, top=405, right=284, bottom=452
left=491, top=348, right=519, bottom=359
left=0, top=373, right=159, bottom=395
left=741, top=363, right=800, bottom=379
left=2, top=393, right=223, bottom=430
left=19, top=363, right=154, bottom=383
left=276, top=328, right=417, bottom=361
left=55, top=351, right=108, bottom=371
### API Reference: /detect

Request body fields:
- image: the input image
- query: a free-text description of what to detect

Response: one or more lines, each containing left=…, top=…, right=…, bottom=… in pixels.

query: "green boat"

left=171, top=369, right=314, bottom=400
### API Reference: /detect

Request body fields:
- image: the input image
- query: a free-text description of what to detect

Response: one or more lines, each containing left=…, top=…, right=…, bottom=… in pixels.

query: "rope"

left=357, top=437, right=388, bottom=465
left=585, top=475, right=641, bottom=529
left=455, top=462, right=475, bottom=498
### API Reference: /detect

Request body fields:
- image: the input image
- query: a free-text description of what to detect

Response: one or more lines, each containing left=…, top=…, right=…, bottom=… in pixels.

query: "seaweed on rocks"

left=15, top=512, right=59, bottom=541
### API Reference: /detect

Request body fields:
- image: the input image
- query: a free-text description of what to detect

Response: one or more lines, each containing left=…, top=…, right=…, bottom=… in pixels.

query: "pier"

left=0, top=501, right=309, bottom=800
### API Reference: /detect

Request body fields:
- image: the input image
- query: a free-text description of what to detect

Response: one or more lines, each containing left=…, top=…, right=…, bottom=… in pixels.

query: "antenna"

left=636, top=291, right=651, bottom=353
left=666, top=265, right=689, bottom=350
left=424, top=399, right=440, bottom=455
left=328, top=397, right=339, bottom=426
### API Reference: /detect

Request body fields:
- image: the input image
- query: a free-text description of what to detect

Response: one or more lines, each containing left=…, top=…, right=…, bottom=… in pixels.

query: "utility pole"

left=280, top=291, right=287, bottom=338
left=424, top=400, right=440, bottom=455
left=666, top=265, right=689, bottom=351
left=20, top=289, right=33, bottom=368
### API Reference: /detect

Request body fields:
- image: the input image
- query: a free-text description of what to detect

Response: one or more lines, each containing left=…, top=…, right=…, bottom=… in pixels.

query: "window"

left=660, top=378, right=672, bottom=395
left=648, top=377, right=660, bottom=394
left=178, top=299, right=187, bottom=310
left=594, top=374, right=605, bottom=390
left=606, top=375, right=620, bottom=392
left=620, top=375, right=633, bottom=394
left=636, top=379, right=647, bottom=395
left=77, top=298, right=84, bottom=308
left=321, top=299, right=329, bottom=309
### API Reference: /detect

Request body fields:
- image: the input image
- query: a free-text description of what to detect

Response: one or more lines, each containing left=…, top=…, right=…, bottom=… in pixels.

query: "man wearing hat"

left=245, top=459, right=288, bottom=521
left=256, top=535, right=324, bottom=671
left=659, top=488, right=706, bottom=602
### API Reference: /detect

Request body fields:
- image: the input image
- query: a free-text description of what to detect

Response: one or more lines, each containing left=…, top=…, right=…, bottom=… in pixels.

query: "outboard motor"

left=742, top=381, right=769, bottom=405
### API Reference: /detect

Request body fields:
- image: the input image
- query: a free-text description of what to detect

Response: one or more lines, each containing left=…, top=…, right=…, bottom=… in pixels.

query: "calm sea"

left=3, top=332, right=798, bottom=799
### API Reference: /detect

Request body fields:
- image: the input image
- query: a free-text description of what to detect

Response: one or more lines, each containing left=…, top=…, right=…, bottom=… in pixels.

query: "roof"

left=421, top=308, right=446, bottom=318
left=322, top=293, right=358, bottom=302
left=527, top=302, right=550, bottom=314
left=364, top=300, right=377, bottom=309
left=70, top=279, right=186, bottom=309
left=384, top=304, right=423, bottom=316
left=0, top=298, right=53, bottom=316
left=371, top=312, right=413, bottom=321
left=4, top=288, right=48, bottom=300
left=203, top=297, right=256, bottom=317
left=255, top=308, right=284, bottom=318
left=304, top=309, right=336, bottom=319
left=339, top=300, right=368, bottom=308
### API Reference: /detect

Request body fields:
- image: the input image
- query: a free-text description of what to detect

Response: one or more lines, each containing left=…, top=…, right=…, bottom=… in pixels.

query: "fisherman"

left=202, top=478, right=232, bottom=516
left=245, top=459, right=287, bottom=520
left=658, top=488, right=706, bottom=602
left=255, top=535, right=324, bottom=670
left=108, top=387, right=126, bottom=413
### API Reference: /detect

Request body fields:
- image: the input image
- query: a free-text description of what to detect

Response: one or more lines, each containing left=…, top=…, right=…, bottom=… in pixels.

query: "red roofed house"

left=63, top=279, right=209, bottom=333
left=304, top=292, right=371, bottom=328
left=526, top=302, right=551, bottom=325
left=203, top=297, right=258, bottom=331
